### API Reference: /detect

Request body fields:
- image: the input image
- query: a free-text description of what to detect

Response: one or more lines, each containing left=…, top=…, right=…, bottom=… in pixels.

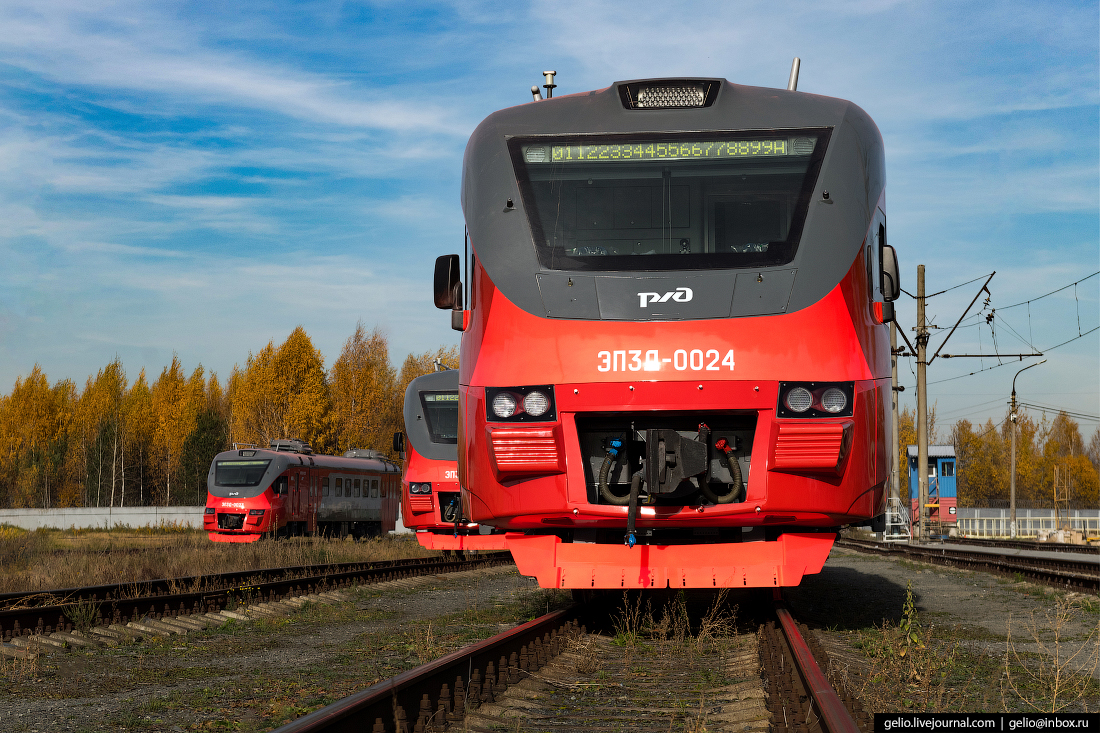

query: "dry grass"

left=0, top=525, right=434, bottom=594
left=1003, top=596, right=1100, bottom=712
left=851, top=581, right=962, bottom=712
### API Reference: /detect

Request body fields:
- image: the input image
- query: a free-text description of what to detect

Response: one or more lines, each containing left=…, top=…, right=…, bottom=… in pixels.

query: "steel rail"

left=271, top=605, right=585, bottom=733
left=0, top=554, right=494, bottom=609
left=1, top=553, right=511, bottom=641
left=836, top=539, right=1098, bottom=590
left=773, top=595, right=861, bottom=733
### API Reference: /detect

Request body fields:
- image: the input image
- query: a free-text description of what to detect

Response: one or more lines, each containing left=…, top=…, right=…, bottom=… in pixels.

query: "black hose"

left=598, top=444, right=630, bottom=506
left=625, top=472, right=643, bottom=547
left=700, top=442, right=743, bottom=504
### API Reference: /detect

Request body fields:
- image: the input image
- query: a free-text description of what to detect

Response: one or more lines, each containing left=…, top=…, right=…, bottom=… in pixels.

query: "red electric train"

left=204, top=439, right=399, bottom=542
left=434, top=73, right=901, bottom=589
left=394, top=369, right=508, bottom=552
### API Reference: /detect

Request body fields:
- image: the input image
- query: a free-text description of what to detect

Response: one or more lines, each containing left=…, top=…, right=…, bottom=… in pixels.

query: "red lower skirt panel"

left=416, top=531, right=511, bottom=551
left=208, top=531, right=263, bottom=544
left=505, top=532, right=835, bottom=589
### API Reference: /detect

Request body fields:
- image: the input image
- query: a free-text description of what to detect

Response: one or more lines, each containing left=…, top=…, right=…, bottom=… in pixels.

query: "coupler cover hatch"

left=645, top=429, right=708, bottom=494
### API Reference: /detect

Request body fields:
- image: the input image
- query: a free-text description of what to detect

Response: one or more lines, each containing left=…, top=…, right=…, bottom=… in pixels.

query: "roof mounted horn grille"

left=618, top=80, right=719, bottom=110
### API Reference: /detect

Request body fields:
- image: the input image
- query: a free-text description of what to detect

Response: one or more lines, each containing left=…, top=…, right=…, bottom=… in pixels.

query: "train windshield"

left=214, top=460, right=271, bottom=488
left=511, top=129, right=830, bottom=272
left=420, top=392, right=459, bottom=444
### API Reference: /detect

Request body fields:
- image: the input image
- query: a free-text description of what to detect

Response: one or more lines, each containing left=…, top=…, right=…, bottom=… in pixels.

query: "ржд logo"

left=637, top=287, right=693, bottom=308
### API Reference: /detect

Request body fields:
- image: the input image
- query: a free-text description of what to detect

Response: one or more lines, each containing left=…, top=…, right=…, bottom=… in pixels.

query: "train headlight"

left=620, top=80, right=718, bottom=109
left=409, top=482, right=432, bottom=494
left=523, top=391, right=550, bottom=417
left=485, top=385, right=556, bottom=422
left=777, top=382, right=854, bottom=418
left=784, top=387, right=812, bottom=413
left=248, top=509, right=265, bottom=516
left=492, top=392, right=517, bottom=419
left=820, top=387, right=847, bottom=413
left=204, top=507, right=215, bottom=515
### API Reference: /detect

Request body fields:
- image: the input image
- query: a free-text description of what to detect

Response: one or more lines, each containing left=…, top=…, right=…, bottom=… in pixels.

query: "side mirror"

left=881, top=245, right=901, bottom=302
left=434, top=255, right=461, bottom=309
left=392, top=432, right=405, bottom=454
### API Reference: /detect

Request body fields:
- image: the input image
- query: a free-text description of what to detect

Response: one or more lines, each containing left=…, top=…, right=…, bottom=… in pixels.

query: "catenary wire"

left=925, top=326, right=1098, bottom=386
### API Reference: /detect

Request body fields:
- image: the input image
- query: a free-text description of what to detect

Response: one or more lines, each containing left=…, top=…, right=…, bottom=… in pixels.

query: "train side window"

left=380, top=480, right=387, bottom=498
left=274, top=476, right=288, bottom=495
left=322, top=477, right=329, bottom=496
left=371, top=479, right=379, bottom=498
left=335, top=478, right=343, bottom=496
left=354, top=479, right=361, bottom=498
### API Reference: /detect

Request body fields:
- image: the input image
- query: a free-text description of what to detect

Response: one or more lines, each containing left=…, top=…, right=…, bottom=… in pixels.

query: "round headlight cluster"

left=523, top=391, right=550, bottom=417
left=785, top=386, right=813, bottom=413
left=409, top=482, right=432, bottom=494
left=491, top=392, right=517, bottom=419
left=820, top=387, right=847, bottom=413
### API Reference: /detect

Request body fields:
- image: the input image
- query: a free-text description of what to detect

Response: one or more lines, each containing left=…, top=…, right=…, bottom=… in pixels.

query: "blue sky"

left=0, top=0, right=1096, bottom=432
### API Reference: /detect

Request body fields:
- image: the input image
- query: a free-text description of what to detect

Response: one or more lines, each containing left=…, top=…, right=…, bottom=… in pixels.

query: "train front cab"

left=398, top=370, right=508, bottom=552
left=205, top=448, right=310, bottom=542
left=441, top=77, right=900, bottom=589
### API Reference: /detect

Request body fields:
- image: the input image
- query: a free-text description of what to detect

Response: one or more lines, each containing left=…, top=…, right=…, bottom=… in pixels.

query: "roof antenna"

left=531, top=85, right=543, bottom=102
left=787, top=57, right=800, bottom=91
left=542, top=70, right=557, bottom=99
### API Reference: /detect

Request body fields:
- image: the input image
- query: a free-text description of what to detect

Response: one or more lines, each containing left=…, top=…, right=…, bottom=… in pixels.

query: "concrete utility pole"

left=1010, top=388, right=1017, bottom=537
left=915, top=265, right=929, bottom=541
left=1010, top=359, right=1046, bottom=538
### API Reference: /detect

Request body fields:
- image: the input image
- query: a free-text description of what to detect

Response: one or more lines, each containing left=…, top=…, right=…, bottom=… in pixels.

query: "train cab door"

left=295, top=468, right=309, bottom=517
left=289, top=473, right=300, bottom=519
left=307, top=472, right=317, bottom=533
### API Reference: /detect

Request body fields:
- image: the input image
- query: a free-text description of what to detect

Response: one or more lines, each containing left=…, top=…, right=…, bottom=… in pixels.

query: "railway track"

left=835, top=538, right=1098, bottom=591
left=272, top=591, right=869, bottom=733
left=0, top=552, right=511, bottom=645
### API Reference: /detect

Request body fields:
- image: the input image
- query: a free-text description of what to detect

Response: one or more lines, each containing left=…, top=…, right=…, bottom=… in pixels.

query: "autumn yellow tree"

left=150, top=357, right=207, bottom=505
left=122, top=369, right=155, bottom=506
left=73, top=358, right=129, bottom=508
left=954, top=418, right=1007, bottom=506
left=329, top=323, right=397, bottom=455
left=896, top=403, right=938, bottom=501
left=230, top=327, right=332, bottom=453
left=0, top=366, right=74, bottom=508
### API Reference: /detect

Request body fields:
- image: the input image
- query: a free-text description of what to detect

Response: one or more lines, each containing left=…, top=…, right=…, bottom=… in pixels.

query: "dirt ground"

left=2, top=545, right=1096, bottom=729
left=0, top=566, right=561, bottom=732
left=787, top=546, right=1100, bottom=713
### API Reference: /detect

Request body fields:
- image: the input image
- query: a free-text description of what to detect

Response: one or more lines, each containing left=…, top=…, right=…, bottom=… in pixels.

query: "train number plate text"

left=596, top=349, right=734, bottom=373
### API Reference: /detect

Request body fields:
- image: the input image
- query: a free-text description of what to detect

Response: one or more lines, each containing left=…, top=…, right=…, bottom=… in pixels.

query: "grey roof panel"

left=906, top=445, right=956, bottom=458
left=461, top=78, right=885, bottom=322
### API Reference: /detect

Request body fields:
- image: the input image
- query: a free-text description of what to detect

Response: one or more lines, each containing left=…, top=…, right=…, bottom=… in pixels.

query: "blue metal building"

left=907, top=444, right=957, bottom=522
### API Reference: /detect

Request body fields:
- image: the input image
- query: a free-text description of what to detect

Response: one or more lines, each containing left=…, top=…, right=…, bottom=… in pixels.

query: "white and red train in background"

left=204, top=439, right=399, bottom=542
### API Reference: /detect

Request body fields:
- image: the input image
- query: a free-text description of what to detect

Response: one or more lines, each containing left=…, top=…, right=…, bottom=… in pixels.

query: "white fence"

left=0, top=506, right=205, bottom=531
left=955, top=508, right=1099, bottom=538
left=1, top=506, right=413, bottom=534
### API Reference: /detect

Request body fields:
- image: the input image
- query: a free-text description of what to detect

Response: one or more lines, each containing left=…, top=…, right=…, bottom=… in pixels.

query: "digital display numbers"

left=529, top=139, right=799, bottom=164
left=424, top=393, right=459, bottom=402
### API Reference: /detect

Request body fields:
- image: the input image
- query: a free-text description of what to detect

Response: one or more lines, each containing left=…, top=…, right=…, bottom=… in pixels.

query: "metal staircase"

left=883, top=496, right=912, bottom=543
